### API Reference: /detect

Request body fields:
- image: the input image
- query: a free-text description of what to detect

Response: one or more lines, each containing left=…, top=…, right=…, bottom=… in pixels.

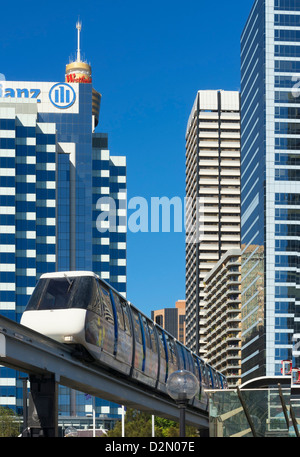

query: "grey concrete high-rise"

left=185, top=90, right=241, bottom=356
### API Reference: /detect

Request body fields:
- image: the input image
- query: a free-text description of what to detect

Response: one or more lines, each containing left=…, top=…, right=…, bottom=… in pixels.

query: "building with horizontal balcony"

left=203, top=249, right=241, bottom=387
left=0, top=22, right=126, bottom=428
left=185, top=90, right=241, bottom=356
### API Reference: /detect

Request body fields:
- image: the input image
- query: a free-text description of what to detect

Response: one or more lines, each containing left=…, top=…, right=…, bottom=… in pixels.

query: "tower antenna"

left=76, top=19, right=82, bottom=62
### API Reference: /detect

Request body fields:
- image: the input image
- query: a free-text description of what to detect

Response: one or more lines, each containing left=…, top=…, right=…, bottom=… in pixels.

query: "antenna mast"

left=76, top=20, right=82, bottom=62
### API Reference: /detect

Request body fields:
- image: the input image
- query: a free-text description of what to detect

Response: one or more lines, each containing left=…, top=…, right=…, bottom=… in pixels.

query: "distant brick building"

left=151, top=300, right=186, bottom=344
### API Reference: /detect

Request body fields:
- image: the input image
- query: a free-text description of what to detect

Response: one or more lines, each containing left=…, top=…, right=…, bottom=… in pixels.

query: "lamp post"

left=166, top=370, right=199, bottom=437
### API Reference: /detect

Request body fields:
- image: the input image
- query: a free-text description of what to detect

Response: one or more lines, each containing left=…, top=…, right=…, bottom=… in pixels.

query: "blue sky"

left=0, top=0, right=254, bottom=318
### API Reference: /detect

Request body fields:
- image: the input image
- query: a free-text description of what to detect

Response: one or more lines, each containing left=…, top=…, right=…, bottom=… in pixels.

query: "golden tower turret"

left=65, top=21, right=101, bottom=128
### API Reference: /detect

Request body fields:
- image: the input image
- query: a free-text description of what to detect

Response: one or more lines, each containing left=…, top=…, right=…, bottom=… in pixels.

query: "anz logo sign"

left=49, top=83, right=76, bottom=109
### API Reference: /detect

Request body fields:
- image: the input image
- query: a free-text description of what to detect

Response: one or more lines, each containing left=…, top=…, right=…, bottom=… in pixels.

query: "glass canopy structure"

left=208, top=377, right=300, bottom=437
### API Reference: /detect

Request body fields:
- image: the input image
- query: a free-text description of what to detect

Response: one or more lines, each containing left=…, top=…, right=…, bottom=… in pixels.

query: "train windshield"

left=25, top=276, right=96, bottom=311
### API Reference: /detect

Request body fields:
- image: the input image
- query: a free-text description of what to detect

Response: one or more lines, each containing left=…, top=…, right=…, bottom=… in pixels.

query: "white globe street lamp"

left=166, top=370, right=199, bottom=437
left=64, top=426, right=78, bottom=437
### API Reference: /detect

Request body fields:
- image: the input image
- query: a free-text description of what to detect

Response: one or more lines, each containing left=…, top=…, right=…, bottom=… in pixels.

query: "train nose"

left=21, top=309, right=86, bottom=344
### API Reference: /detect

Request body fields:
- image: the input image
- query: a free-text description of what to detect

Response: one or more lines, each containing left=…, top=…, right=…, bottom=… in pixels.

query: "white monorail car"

left=20, top=271, right=227, bottom=411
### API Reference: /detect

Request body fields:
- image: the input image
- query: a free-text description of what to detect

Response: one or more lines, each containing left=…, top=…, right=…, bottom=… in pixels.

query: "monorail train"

left=20, top=271, right=228, bottom=411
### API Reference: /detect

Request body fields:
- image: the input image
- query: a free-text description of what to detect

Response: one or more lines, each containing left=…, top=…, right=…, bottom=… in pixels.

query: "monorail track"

left=0, top=315, right=209, bottom=435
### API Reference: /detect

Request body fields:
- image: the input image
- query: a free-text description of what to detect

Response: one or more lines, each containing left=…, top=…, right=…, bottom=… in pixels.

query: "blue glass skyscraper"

left=241, top=0, right=300, bottom=383
left=0, top=33, right=126, bottom=424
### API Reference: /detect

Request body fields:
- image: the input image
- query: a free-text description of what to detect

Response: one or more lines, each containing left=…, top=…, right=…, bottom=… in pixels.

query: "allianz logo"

left=0, top=84, right=41, bottom=102
left=48, top=83, right=76, bottom=109
left=0, top=82, right=76, bottom=109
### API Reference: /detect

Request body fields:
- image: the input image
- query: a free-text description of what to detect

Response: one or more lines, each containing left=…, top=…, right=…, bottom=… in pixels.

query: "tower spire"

left=65, top=20, right=101, bottom=129
left=76, top=20, right=82, bottom=62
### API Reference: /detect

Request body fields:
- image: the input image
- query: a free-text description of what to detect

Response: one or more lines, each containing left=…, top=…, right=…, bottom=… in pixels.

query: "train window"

left=210, top=369, right=216, bottom=388
left=98, top=283, right=114, bottom=325
left=121, top=301, right=132, bottom=336
left=193, top=356, right=201, bottom=382
left=25, top=276, right=110, bottom=314
left=147, top=320, right=158, bottom=354
left=84, top=278, right=101, bottom=315
left=182, top=347, right=189, bottom=370
left=71, top=276, right=101, bottom=312
left=212, top=371, right=218, bottom=388
left=163, top=333, right=173, bottom=364
left=201, top=362, right=209, bottom=388
left=198, top=359, right=204, bottom=382
left=25, top=279, right=49, bottom=310
left=42, top=279, right=71, bottom=310
left=156, top=327, right=167, bottom=361
left=218, top=374, right=223, bottom=389
left=141, top=316, right=151, bottom=349
left=176, top=342, right=185, bottom=369
left=170, top=339, right=178, bottom=367
left=164, top=334, right=177, bottom=366
left=112, top=292, right=125, bottom=331
left=185, top=349, right=195, bottom=374
left=141, top=318, right=157, bottom=353
left=131, top=309, right=143, bottom=345
left=25, top=277, right=80, bottom=311
left=207, top=366, right=214, bottom=388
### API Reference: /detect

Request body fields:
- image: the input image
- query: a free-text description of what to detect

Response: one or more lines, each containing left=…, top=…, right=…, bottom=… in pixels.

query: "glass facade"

left=0, top=81, right=126, bottom=424
left=241, top=0, right=300, bottom=383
